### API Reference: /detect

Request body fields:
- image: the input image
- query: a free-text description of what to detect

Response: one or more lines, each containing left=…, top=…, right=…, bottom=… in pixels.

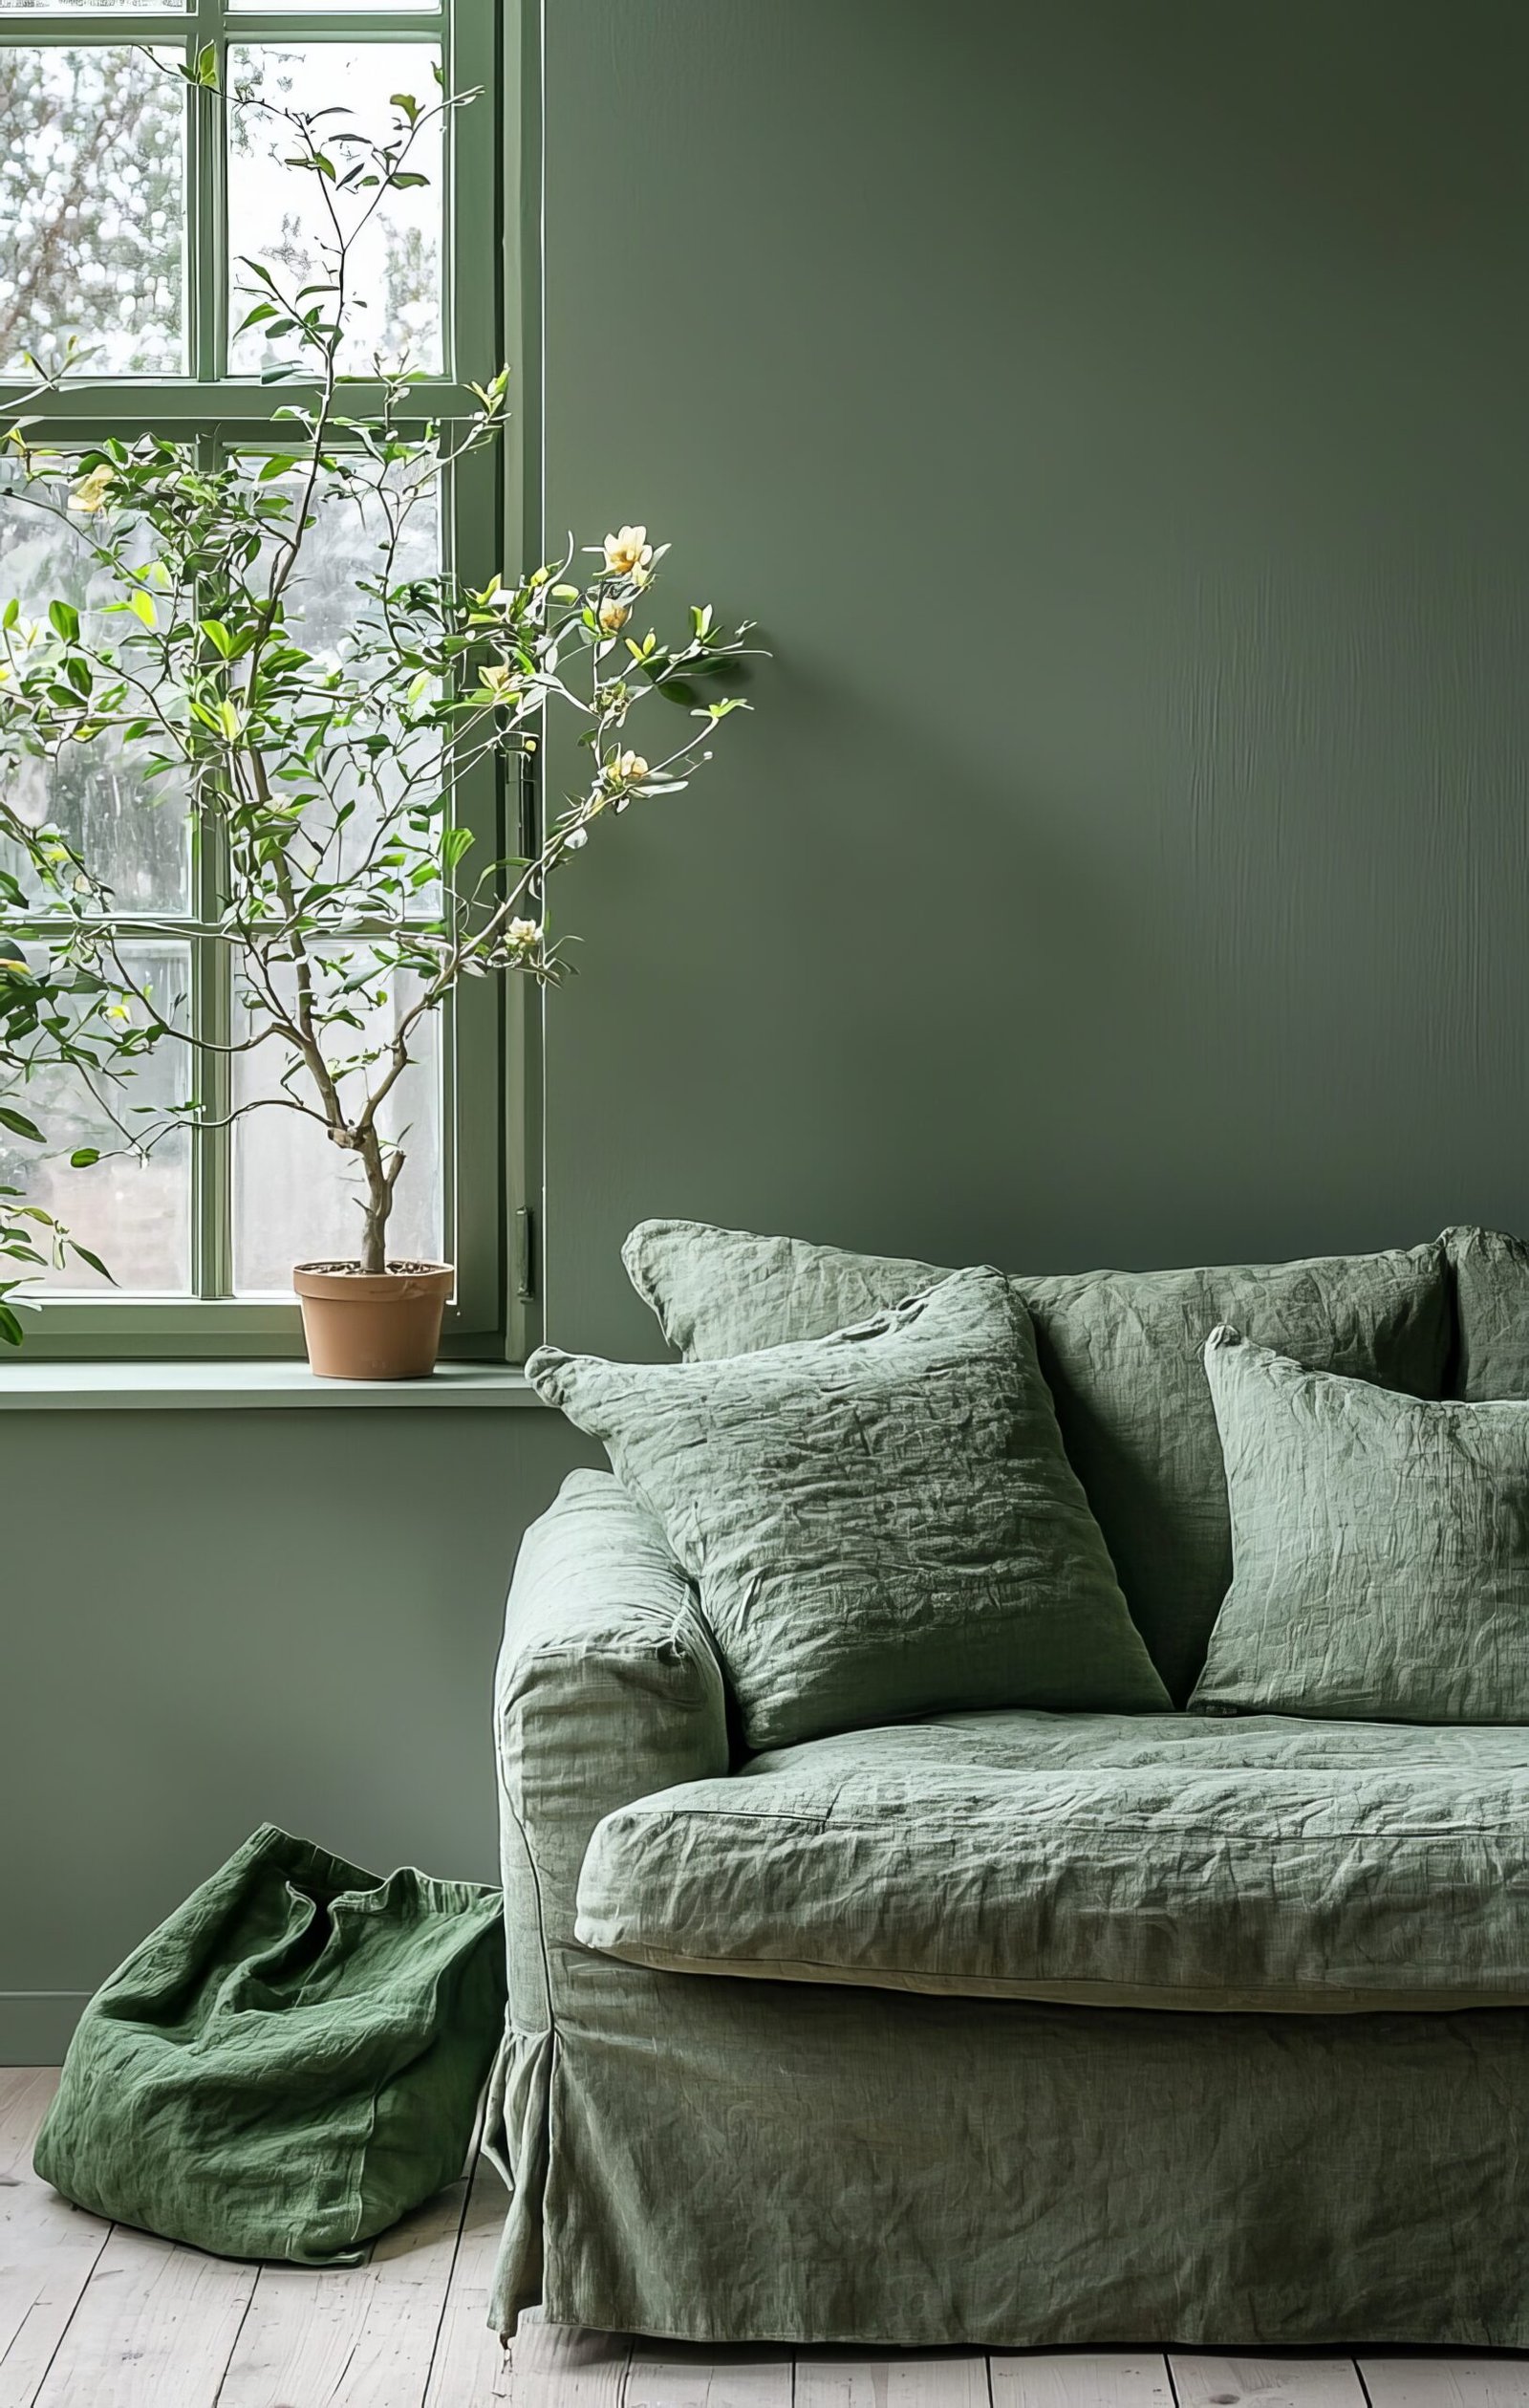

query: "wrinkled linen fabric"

left=1193, top=1325, right=1529, bottom=1721
left=578, top=1708, right=1529, bottom=2008
left=535, top=1964, right=1529, bottom=2349
left=621, top=1219, right=1452, bottom=1702
left=1446, top=1223, right=1529, bottom=1399
left=528, top=1268, right=1168, bottom=1749
left=489, top=1471, right=728, bottom=2334
left=35, top=1825, right=505, bottom=2264
left=489, top=1471, right=1529, bottom=2349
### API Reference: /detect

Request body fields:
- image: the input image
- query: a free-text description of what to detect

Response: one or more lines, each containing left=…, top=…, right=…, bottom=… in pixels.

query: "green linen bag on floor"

left=34, top=1824, right=506, bottom=2265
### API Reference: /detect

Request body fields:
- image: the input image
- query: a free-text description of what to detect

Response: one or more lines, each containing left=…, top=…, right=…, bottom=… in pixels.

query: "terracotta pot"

left=292, top=1261, right=455, bottom=1380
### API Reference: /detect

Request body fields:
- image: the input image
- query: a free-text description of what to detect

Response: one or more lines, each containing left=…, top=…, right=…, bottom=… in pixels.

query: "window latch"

left=513, top=1204, right=536, bottom=1302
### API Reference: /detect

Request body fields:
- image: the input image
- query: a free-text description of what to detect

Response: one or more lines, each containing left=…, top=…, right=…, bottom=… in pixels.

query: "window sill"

left=0, top=1358, right=545, bottom=1411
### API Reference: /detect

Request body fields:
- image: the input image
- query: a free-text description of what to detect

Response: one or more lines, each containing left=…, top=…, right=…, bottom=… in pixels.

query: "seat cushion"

left=622, top=1220, right=1454, bottom=1703
left=576, top=1710, right=1529, bottom=2012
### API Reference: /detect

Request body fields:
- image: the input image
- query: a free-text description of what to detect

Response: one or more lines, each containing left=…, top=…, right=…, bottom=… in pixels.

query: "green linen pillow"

left=1444, top=1224, right=1529, bottom=1399
left=1192, top=1324, right=1529, bottom=1722
left=528, top=1267, right=1171, bottom=1750
left=622, top=1218, right=1453, bottom=1703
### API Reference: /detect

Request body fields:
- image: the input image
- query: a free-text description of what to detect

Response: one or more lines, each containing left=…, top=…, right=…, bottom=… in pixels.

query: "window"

left=0, top=0, right=517, bottom=1358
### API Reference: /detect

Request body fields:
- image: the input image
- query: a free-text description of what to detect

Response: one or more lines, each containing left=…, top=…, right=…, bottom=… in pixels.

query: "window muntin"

left=0, top=0, right=506, bottom=1351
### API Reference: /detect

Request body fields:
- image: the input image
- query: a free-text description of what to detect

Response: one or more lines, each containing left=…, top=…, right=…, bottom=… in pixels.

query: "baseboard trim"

left=0, top=1993, right=87, bottom=2064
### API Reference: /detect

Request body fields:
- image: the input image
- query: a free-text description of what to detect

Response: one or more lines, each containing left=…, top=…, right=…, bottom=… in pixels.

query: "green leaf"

left=2, top=598, right=17, bottom=631
left=48, top=599, right=79, bottom=644
left=195, top=40, right=219, bottom=89
left=128, top=590, right=158, bottom=629
left=68, top=1241, right=114, bottom=1285
left=0, top=1105, right=44, bottom=1143
left=442, top=825, right=475, bottom=871
left=68, top=1146, right=100, bottom=1168
left=199, top=618, right=233, bottom=658
left=0, top=1302, right=23, bottom=1348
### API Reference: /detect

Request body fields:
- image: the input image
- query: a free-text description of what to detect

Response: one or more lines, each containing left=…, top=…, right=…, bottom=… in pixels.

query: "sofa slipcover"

left=489, top=1470, right=1529, bottom=2349
left=578, top=1710, right=1529, bottom=2011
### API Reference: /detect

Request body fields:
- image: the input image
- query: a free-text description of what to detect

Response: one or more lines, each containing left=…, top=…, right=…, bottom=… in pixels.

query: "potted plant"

left=0, top=62, right=756, bottom=1377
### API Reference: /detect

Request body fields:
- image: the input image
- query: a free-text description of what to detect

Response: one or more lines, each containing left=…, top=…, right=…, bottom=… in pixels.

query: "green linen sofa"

left=485, top=1223, right=1529, bottom=2350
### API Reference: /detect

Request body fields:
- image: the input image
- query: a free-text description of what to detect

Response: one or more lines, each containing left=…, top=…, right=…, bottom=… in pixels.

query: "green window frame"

left=0, top=0, right=533, bottom=1363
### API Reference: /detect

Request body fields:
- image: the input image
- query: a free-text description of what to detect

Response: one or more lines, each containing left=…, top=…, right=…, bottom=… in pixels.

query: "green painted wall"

left=540, top=0, right=1529, bottom=1355
left=2, top=1408, right=597, bottom=2057
left=11, top=0, right=1529, bottom=2053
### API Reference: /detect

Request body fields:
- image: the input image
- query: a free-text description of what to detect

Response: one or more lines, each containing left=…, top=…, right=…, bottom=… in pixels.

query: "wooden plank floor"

left=4, top=2072, right=1528, bottom=2408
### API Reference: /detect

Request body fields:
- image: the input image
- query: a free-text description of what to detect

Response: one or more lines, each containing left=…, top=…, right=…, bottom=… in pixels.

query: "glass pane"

left=260, top=456, right=439, bottom=657
left=247, top=452, right=441, bottom=892
left=4, top=939, right=192, bottom=1294
left=0, top=465, right=192, bottom=913
left=0, top=1, right=179, bottom=13
left=232, top=959, right=442, bottom=1293
left=227, top=46, right=443, bottom=377
left=0, top=49, right=184, bottom=374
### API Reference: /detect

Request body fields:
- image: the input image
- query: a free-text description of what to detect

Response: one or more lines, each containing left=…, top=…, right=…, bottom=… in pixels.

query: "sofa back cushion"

left=624, top=1222, right=1454, bottom=1703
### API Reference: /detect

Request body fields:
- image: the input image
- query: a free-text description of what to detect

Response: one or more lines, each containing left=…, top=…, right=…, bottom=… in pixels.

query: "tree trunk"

left=357, top=1128, right=393, bottom=1273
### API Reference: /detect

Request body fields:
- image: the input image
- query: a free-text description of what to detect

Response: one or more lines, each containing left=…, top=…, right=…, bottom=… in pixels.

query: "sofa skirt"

left=486, top=1950, right=1529, bottom=2347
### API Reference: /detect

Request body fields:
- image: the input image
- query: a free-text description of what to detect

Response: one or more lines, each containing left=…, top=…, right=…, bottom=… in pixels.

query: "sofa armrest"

left=496, top=1467, right=730, bottom=2028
